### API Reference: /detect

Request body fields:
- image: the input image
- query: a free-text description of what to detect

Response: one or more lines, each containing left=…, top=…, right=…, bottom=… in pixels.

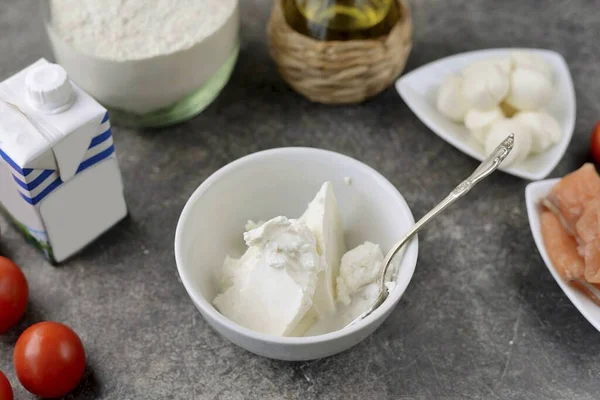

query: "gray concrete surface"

left=1, top=0, right=600, bottom=399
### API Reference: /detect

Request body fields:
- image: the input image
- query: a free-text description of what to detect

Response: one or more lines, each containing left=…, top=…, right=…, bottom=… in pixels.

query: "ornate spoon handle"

left=347, top=134, right=515, bottom=327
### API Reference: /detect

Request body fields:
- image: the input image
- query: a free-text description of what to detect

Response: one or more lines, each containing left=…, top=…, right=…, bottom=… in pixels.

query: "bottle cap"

left=25, top=63, right=74, bottom=114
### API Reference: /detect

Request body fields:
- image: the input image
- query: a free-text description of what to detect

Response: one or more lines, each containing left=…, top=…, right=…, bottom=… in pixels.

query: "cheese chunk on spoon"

left=336, top=242, right=385, bottom=306
left=303, top=242, right=386, bottom=336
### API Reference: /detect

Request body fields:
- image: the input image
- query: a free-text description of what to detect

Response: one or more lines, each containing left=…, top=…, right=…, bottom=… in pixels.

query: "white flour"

left=50, top=0, right=237, bottom=61
left=46, top=0, right=239, bottom=114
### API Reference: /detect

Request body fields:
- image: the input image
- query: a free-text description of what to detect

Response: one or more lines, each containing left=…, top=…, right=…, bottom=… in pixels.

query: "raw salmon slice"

left=540, top=210, right=585, bottom=280
left=544, top=163, right=600, bottom=234
left=583, top=239, right=600, bottom=283
left=575, top=198, right=600, bottom=245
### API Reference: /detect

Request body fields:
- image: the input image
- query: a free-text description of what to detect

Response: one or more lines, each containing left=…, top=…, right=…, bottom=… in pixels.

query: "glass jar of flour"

left=41, top=0, right=239, bottom=127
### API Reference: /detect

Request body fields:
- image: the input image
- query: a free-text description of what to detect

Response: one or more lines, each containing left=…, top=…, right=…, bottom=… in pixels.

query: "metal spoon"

left=346, top=133, right=515, bottom=327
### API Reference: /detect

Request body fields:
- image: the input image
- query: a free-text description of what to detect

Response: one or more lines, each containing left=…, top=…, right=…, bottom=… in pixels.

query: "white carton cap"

left=0, top=58, right=107, bottom=182
left=25, top=63, right=74, bottom=114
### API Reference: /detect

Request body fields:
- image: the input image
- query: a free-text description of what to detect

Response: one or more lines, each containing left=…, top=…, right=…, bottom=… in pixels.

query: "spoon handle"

left=379, top=133, right=515, bottom=287
left=346, top=134, right=514, bottom=328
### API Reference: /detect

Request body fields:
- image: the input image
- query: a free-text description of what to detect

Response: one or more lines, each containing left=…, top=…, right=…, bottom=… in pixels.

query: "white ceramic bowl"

left=396, top=48, right=576, bottom=180
left=526, top=179, right=600, bottom=332
left=175, top=148, right=419, bottom=360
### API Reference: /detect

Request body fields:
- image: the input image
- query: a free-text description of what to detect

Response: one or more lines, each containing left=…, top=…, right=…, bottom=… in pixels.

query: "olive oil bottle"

left=283, top=0, right=399, bottom=41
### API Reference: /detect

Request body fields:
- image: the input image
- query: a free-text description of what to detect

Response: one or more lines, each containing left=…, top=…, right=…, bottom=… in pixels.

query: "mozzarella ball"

left=505, top=67, right=553, bottom=110
left=511, top=51, right=553, bottom=81
left=485, top=118, right=533, bottom=166
left=463, top=57, right=513, bottom=76
left=464, top=106, right=505, bottom=145
left=462, top=63, right=509, bottom=110
left=436, top=74, right=470, bottom=122
left=514, top=111, right=562, bottom=153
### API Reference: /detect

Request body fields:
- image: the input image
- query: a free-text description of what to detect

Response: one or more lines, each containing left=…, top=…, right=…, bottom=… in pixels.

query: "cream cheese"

left=302, top=242, right=386, bottom=335
left=337, top=242, right=385, bottom=306
left=213, top=183, right=388, bottom=337
left=213, top=216, right=321, bottom=336
left=300, top=182, right=346, bottom=317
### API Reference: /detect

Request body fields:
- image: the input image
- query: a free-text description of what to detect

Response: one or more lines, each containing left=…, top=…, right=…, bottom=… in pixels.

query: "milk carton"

left=0, top=58, right=127, bottom=263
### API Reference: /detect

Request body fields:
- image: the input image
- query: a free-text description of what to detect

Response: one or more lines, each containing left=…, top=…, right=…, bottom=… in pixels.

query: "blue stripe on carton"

left=88, top=128, right=112, bottom=149
left=20, top=177, right=62, bottom=205
left=77, top=145, right=115, bottom=174
left=4, top=114, right=115, bottom=206
left=0, top=148, right=32, bottom=176
left=12, top=169, right=54, bottom=191
left=18, top=144, right=116, bottom=206
left=1, top=122, right=109, bottom=177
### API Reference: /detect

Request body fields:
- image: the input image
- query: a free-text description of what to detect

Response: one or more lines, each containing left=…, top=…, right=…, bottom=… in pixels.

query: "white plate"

left=396, top=48, right=576, bottom=180
left=525, top=179, right=600, bottom=332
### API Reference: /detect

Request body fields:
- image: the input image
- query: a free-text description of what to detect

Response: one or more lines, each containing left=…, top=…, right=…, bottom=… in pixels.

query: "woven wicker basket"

left=267, top=0, right=413, bottom=104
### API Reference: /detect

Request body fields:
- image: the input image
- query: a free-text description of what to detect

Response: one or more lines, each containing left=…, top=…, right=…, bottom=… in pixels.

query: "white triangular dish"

left=396, top=48, right=576, bottom=180
left=525, top=179, right=600, bottom=332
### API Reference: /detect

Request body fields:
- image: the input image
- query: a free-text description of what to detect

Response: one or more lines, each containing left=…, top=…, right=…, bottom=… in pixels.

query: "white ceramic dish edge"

left=396, top=48, right=576, bottom=181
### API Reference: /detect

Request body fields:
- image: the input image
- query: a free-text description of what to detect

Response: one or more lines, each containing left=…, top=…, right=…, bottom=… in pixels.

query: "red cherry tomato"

left=0, top=370, right=13, bottom=400
left=0, top=257, right=28, bottom=333
left=590, top=121, right=600, bottom=164
left=14, top=322, right=86, bottom=398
